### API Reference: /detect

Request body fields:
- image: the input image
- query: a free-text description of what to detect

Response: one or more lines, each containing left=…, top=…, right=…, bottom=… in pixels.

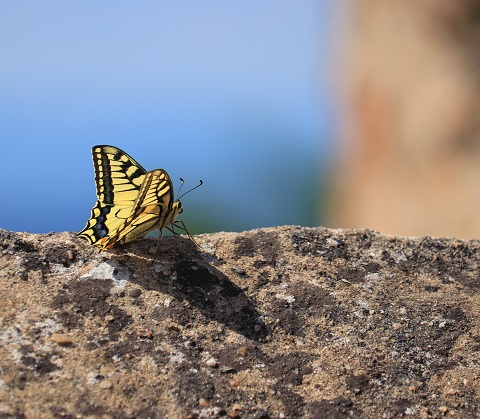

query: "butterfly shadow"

left=113, top=237, right=268, bottom=341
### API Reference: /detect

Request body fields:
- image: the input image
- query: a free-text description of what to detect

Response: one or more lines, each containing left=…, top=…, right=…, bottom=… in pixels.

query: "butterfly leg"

left=154, top=229, right=164, bottom=253
left=170, top=220, right=199, bottom=247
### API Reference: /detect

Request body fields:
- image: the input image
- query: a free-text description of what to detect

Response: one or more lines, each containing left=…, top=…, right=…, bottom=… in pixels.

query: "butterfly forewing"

left=78, top=145, right=147, bottom=247
left=92, top=145, right=146, bottom=205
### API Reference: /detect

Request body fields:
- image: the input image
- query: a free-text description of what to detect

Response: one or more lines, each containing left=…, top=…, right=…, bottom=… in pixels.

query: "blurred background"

left=329, top=1, right=480, bottom=240
left=1, top=1, right=479, bottom=239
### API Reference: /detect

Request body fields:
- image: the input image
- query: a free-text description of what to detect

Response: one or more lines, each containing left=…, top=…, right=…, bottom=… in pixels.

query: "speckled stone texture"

left=0, top=227, right=479, bottom=418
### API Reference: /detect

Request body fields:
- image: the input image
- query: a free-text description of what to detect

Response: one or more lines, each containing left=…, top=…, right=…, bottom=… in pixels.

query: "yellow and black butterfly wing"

left=101, top=169, right=181, bottom=249
left=78, top=145, right=147, bottom=247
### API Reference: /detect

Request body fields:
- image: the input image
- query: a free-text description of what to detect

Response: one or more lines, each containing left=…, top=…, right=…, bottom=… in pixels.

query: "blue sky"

left=0, top=0, right=337, bottom=234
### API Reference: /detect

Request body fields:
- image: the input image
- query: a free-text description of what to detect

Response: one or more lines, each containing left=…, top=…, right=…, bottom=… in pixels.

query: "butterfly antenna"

left=176, top=178, right=185, bottom=199
left=178, top=179, right=203, bottom=200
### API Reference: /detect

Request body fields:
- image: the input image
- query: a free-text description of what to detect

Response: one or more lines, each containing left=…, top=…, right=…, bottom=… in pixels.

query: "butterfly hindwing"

left=77, top=201, right=134, bottom=246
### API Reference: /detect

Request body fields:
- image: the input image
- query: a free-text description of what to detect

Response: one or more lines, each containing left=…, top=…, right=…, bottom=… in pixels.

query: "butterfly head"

left=174, top=200, right=183, bottom=215
left=166, top=200, right=183, bottom=226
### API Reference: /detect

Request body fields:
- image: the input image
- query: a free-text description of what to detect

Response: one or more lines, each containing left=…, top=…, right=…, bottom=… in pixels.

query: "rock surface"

left=0, top=226, right=479, bottom=418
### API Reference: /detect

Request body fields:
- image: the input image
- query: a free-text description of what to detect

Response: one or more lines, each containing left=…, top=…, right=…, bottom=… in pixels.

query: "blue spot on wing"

left=93, top=206, right=111, bottom=238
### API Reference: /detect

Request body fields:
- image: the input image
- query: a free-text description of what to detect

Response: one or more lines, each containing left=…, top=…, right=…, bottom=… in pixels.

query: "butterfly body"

left=78, top=145, right=183, bottom=251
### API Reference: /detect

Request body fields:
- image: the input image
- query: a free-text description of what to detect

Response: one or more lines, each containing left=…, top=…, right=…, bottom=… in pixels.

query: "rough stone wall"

left=329, top=1, right=480, bottom=239
left=1, top=228, right=480, bottom=417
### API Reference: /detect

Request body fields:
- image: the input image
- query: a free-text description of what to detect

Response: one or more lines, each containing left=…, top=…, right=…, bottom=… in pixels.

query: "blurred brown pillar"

left=328, top=1, right=480, bottom=239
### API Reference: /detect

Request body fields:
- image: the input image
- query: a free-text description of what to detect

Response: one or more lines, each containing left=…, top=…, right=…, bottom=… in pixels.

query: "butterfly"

left=78, top=145, right=199, bottom=251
